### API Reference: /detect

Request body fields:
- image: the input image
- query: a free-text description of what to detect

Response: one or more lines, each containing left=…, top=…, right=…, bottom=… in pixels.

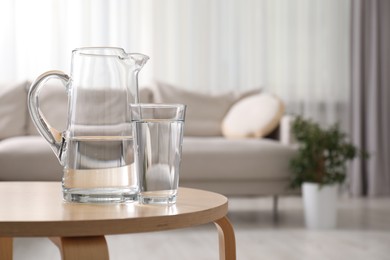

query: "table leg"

left=0, top=237, right=12, bottom=260
left=50, top=236, right=109, bottom=260
left=214, top=216, right=236, bottom=260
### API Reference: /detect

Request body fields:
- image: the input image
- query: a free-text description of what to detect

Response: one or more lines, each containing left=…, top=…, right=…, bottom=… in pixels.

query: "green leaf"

left=289, top=116, right=368, bottom=188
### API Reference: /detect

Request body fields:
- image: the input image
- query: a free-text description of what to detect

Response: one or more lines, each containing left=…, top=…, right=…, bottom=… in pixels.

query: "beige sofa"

left=0, top=81, right=296, bottom=214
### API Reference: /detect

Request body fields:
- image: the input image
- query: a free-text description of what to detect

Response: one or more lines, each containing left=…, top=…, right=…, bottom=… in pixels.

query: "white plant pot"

left=302, top=182, right=339, bottom=229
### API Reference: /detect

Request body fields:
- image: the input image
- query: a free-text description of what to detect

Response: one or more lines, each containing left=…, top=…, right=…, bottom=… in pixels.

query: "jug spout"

left=125, top=53, right=149, bottom=71
left=124, top=53, right=149, bottom=103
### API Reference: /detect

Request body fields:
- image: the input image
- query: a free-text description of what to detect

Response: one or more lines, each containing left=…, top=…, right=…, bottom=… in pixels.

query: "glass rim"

left=130, top=103, right=186, bottom=110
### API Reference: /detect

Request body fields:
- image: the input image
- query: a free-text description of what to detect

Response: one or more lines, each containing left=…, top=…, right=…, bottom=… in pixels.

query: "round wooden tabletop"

left=0, top=182, right=228, bottom=237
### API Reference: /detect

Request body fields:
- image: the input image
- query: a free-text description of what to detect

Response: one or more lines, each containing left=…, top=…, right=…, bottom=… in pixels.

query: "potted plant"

left=289, top=116, right=365, bottom=229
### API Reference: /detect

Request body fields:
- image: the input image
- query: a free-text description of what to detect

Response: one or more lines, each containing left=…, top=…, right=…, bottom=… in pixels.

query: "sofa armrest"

left=278, top=114, right=296, bottom=146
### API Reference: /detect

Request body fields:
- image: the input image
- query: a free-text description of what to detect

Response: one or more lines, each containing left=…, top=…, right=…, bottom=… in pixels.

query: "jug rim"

left=73, top=47, right=149, bottom=60
left=73, top=47, right=124, bottom=55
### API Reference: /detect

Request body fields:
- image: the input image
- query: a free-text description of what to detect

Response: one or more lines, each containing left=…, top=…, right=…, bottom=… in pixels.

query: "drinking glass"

left=131, top=104, right=186, bottom=205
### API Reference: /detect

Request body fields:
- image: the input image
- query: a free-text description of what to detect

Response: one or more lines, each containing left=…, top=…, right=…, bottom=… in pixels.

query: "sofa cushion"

left=139, top=87, right=154, bottom=103
left=152, top=82, right=259, bottom=137
left=0, top=81, right=29, bottom=139
left=221, top=92, right=285, bottom=138
left=0, top=136, right=62, bottom=181
left=180, top=137, right=296, bottom=181
left=26, top=85, right=156, bottom=136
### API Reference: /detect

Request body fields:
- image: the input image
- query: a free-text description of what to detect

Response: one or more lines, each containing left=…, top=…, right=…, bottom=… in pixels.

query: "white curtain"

left=0, top=0, right=154, bottom=85
left=152, top=0, right=351, bottom=127
left=0, top=0, right=350, bottom=126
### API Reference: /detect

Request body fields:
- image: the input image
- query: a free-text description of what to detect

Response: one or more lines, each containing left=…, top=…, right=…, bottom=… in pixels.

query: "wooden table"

left=0, top=182, right=236, bottom=260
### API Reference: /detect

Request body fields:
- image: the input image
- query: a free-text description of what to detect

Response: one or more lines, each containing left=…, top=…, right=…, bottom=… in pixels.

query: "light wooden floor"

left=13, top=195, right=390, bottom=260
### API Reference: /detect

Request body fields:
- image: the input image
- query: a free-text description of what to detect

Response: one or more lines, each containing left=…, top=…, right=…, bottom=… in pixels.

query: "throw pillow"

left=221, top=92, right=285, bottom=138
left=153, top=82, right=260, bottom=136
left=0, top=81, right=29, bottom=139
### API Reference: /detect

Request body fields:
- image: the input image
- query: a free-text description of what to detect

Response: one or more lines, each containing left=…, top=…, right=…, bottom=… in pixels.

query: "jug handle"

left=27, top=70, right=70, bottom=163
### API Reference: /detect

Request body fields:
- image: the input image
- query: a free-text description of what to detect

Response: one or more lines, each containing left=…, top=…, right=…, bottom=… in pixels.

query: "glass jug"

left=28, top=47, right=149, bottom=203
